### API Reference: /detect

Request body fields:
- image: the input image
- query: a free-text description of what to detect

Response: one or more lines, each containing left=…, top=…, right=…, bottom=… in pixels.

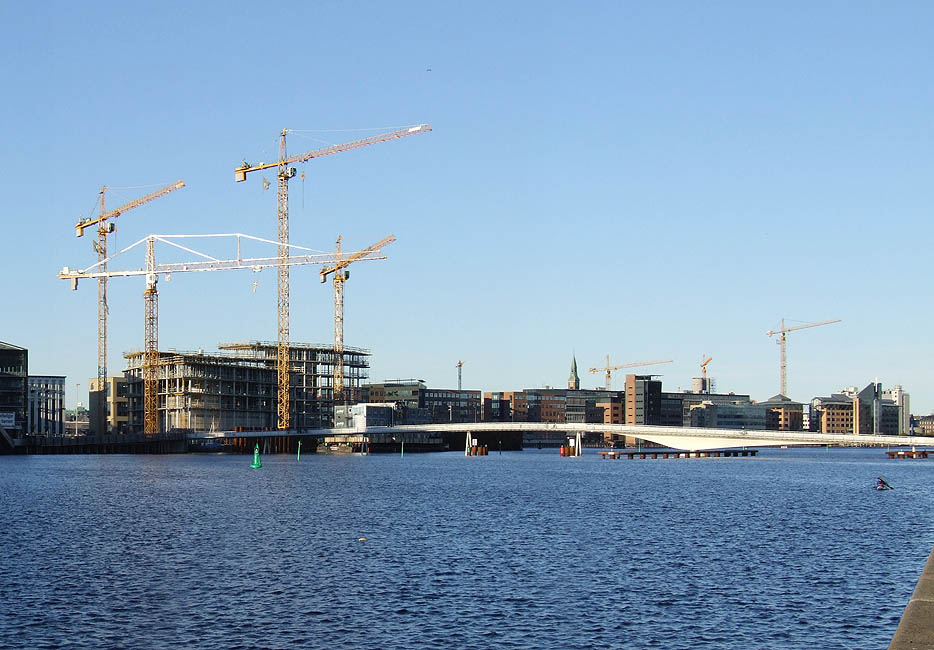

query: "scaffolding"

left=123, top=341, right=370, bottom=433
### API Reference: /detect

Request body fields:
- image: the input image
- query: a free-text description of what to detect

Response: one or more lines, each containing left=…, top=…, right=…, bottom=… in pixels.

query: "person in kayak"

left=877, top=477, right=893, bottom=490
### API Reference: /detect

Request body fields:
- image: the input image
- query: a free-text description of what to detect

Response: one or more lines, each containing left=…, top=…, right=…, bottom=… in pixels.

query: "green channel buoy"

left=250, top=442, right=262, bottom=469
left=297, top=440, right=302, bottom=461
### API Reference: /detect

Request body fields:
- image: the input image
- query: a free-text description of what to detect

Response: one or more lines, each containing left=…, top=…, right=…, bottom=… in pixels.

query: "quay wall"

left=889, top=547, right=934, bottom=649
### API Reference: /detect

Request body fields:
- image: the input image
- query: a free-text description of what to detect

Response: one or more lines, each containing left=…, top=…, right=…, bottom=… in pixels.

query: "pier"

left=885, top=449, right=931, bottom=459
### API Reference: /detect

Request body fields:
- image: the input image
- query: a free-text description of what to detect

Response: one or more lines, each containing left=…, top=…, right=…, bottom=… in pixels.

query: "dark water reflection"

left=1, top=447, right=932, bottom=649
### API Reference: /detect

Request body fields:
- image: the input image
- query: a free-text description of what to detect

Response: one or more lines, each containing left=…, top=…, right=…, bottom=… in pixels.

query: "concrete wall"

left=889, top=548, right=934, bottom=649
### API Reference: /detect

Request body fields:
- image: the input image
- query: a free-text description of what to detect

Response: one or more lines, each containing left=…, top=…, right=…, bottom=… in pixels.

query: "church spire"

left=568, top=354, right=580, bottom=391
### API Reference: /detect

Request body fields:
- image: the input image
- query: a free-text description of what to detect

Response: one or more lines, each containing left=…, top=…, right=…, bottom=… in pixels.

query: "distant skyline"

left=1, top=2, right=931, bottom=412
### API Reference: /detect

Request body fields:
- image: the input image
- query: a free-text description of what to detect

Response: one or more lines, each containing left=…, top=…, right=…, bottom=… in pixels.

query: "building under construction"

left=122, top=341, right=369, bottom=433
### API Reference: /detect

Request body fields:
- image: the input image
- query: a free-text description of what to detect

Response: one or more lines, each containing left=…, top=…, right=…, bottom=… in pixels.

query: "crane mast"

left=62, top=233, right=387, bottom=434
left=333, top=236, right=345, bottom=401
left=276, top=132, right=291, bottom=432
left=236, top=124, right=429, bottom=430
left=143, top=238, right=159, bottom=434
left=320, top=234, right=396, bottom=402
left=74, top=180, right=185, bottom=434
left=96, top=189, right=107, bottom=430
left=698, top=355, right=713, bottom=394
left=766, top=318, right=841, bottom=397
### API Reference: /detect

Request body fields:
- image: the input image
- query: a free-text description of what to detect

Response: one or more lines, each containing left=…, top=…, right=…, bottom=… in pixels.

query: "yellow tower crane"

left=235, top=123, right=430, bottom=430
left=766, top=318, right=841, bottom=397
left=319, top=234, right=396, bottom=403
left=588, top=356, right=674, bottom=391
left=699, top=355, right=713, bottom=394
left=60, top=233, right=387, bottom=434
left=73, top=180, right=185, bottom=433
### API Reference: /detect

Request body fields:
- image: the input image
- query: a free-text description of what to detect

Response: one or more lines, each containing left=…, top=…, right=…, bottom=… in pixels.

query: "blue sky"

left=2, top=1, right=931, bottom=411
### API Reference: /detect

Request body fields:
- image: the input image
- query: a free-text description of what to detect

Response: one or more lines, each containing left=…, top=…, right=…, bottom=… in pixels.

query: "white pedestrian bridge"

left=192, top=422, right=934, bottom=452
left=395, top=422, right=934, bottom=451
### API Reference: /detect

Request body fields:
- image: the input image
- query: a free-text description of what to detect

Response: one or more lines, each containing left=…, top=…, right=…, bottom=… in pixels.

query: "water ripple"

left=1, top=448, right=932, bottom=649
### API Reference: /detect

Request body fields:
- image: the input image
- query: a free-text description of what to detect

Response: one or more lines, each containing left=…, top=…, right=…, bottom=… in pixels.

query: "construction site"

left=20, top=120, right=909, bottom=446
left=121, top=341, right=371, bottom=433
left=56, top=123, right=432, bottom=438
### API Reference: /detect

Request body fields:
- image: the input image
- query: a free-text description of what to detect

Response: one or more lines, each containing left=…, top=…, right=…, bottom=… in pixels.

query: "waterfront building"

left=483, top=391, right=514, bottom=421
left=882, top=385, right=911, bottom=434
left=483, top=387, right=610, bottom=425
left=122, top=341, right=370, bottom=433
left=362, top=379, right=432, bottom=424
left=88, top=376, right=130, bottom=435
left=810, top=382, right=899, bottom=435
left=422, top=388, right=482, bottom=423
left=810, top=393, right=855, bottom=433
left=364, top=379, right=425, bottom=409
left=481, top=389, right=564, bottom=423
left=334, top=403, right=394, bottom=429
left=675, top=391, right=754, bottom=427
left=0, top=341, right=28, bottom=441
left=758, top=394, right=805, bottom=431
left=625, top=374, right=661, bottom=425
left=566, top=388, right=614, bottom=424
left=524, top=389, right=568, bottom=423
left=688, top=401, right=768, bottom=429
left=596, top=398, right=623, bottom=424
left=622, top=375, right=681, bottom=426
left=913, top=415, right=934, bottom=435
left=27, top=375, right=66, bottom=436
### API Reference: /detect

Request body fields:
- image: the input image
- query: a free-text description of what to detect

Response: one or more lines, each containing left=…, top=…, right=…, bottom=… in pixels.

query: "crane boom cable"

left=154, top=237, right=223, bottom=262
left=236, top=124, right=431, bottom=177
left=765, top=317, right=841, bottom=396
left=62, top=252, right=386, bottom=280
left=103, top=181, right=185, bottom=191
left=587, top=357, right=674, bottom=391
left=72, top=179, right=184, bottom=436
left=75, top=180, right=185, bottom=235
left=70, top=233, right=329, bottom=275
left=154, top=232, right=320, bottom=251
left=288, top=124, right=419, bottom=133
left=319, top=235, right=396, bottom=400
left=236, top=121, right=430, bottom=430
left=66, top=246, right=386, bottom=279
left=61, top=236, right=385, bottom=435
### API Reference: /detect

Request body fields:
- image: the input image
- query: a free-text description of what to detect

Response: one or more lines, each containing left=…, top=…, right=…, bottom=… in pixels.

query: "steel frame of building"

left=123, top=341, right=370, bottom=433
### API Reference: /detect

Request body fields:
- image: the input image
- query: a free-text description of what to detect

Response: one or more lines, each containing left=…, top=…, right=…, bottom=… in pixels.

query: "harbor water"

left=1, top=447, right=932, bottom=649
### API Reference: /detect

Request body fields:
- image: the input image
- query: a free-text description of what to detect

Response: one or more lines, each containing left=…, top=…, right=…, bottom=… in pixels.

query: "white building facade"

left=27, top=375, right=66, bottom=436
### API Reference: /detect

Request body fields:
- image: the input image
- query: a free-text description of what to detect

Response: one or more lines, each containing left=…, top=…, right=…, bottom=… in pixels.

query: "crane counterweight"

left=71, top=179, right=185, bottom=435
left=59, top=233, right=388, bottom=434
left=235, top=122, right=429, bottom=429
